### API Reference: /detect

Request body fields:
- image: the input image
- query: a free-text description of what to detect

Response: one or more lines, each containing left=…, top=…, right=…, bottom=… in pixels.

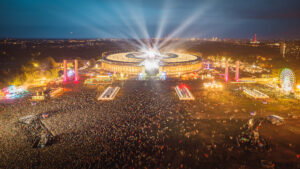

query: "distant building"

left=280, top=42, right=286, bottom=58
left=21, top=41, right=27, bottom=49
left=86, top=40, right=95, bottom=47
left=250, top=34, right=260, bottom=45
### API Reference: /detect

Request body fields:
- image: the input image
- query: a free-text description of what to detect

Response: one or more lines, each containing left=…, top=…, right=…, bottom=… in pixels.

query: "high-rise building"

left=250, top=33, right=260, bottom=44
left=21, top=41, right=27, bottom=49
left=86, top=40, right=95, bottom=46
left=280, top=42, right=286, bottom=58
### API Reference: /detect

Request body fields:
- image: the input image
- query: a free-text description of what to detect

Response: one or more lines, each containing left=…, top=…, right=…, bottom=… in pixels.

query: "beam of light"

left=52, top=1, right=146, bottom=50
left=157, top=10, right=203, bottom=49
left=69, top=18, right=143, bottom=49
left=158, top=39, right=188, bottom=52
left=71, top=0, right=147, bottom=50
left=48, top=0, right=221, bottom=54
left=157, top=1, right=214, bottom=50
left=153, top=0, right=171, bottom=48
left=126, top=2, right=150, bottom=39
left=52, top=1, right=120, bottom=38
left=111, top=4, right=149, bottom=50
left=107, top=0, right=151, bottom=50
left=123, top=1, right=151, bottom=48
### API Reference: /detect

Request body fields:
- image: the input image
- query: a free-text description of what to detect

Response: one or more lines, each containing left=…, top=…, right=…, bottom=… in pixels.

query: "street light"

left=297, top=84, right=300, bottom=91
left=33, top=63, right=39, bottom=67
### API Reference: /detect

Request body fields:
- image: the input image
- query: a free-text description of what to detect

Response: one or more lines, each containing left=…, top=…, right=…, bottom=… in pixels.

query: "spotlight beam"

left=157, top=10, right=200, bottom=49
left=157, top=1, right=213, bottom=50
left=154, top=0, right=171, bottom=48
left=113, top=8, right=148, bottom=49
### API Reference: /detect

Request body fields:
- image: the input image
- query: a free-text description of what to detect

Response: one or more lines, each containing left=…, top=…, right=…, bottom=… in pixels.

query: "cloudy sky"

left=1, top=0, right=300, bottom=39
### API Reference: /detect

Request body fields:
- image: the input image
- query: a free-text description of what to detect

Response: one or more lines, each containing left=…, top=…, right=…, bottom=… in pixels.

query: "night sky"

left=1, top=0, right=300, bottom=39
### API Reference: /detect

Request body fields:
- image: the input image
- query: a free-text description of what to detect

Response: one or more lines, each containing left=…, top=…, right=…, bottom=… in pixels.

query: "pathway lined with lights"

left=175, top=85, right=195, bottom=100
left=243, top=87, right=269, bottom=99
left=98, top=86, right=120, bottom=101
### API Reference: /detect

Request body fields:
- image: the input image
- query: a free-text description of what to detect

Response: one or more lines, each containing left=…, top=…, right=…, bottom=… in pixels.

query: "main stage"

left=101, top=51, right=202, bottom=76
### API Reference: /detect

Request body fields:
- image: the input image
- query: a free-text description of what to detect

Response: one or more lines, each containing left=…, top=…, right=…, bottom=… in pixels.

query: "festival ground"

left=0, top=80, right=300, bottom=168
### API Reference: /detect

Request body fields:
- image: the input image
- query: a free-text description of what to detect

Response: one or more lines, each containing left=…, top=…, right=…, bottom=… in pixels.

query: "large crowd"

left=0, top=80, right=286, bottom=169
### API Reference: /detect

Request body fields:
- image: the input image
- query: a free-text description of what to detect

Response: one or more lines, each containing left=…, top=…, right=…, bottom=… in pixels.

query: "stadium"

left=100, top=51, right=202, bottom=76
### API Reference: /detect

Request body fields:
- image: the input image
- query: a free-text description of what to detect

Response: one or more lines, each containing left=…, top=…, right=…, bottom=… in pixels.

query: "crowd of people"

left=0, top=80, right=281, bottom=168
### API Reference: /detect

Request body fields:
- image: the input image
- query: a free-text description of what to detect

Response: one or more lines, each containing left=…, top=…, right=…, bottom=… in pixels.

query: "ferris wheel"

left=280, top=68, right=296, bottom=93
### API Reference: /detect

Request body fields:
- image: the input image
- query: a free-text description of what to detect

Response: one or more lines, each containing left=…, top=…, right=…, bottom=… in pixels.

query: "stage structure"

left=225, top=60, right=229, bottom=82
left=63, top=59, right=79, bottom=82
left=84, top=75, right=113, bottom=85
left=235, top=61, right=239, bottom=82
left=224, top=60, right=240, bottom=82
left=100, top=51, right=201, bottom=77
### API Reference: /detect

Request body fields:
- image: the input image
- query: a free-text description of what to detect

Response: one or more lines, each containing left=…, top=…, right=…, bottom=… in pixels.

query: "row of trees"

left=9, top=57, right=59, bottom=86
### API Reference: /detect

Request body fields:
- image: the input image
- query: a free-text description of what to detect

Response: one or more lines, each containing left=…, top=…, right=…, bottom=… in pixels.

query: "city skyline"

left=1, top=0, right=300, bottom=39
